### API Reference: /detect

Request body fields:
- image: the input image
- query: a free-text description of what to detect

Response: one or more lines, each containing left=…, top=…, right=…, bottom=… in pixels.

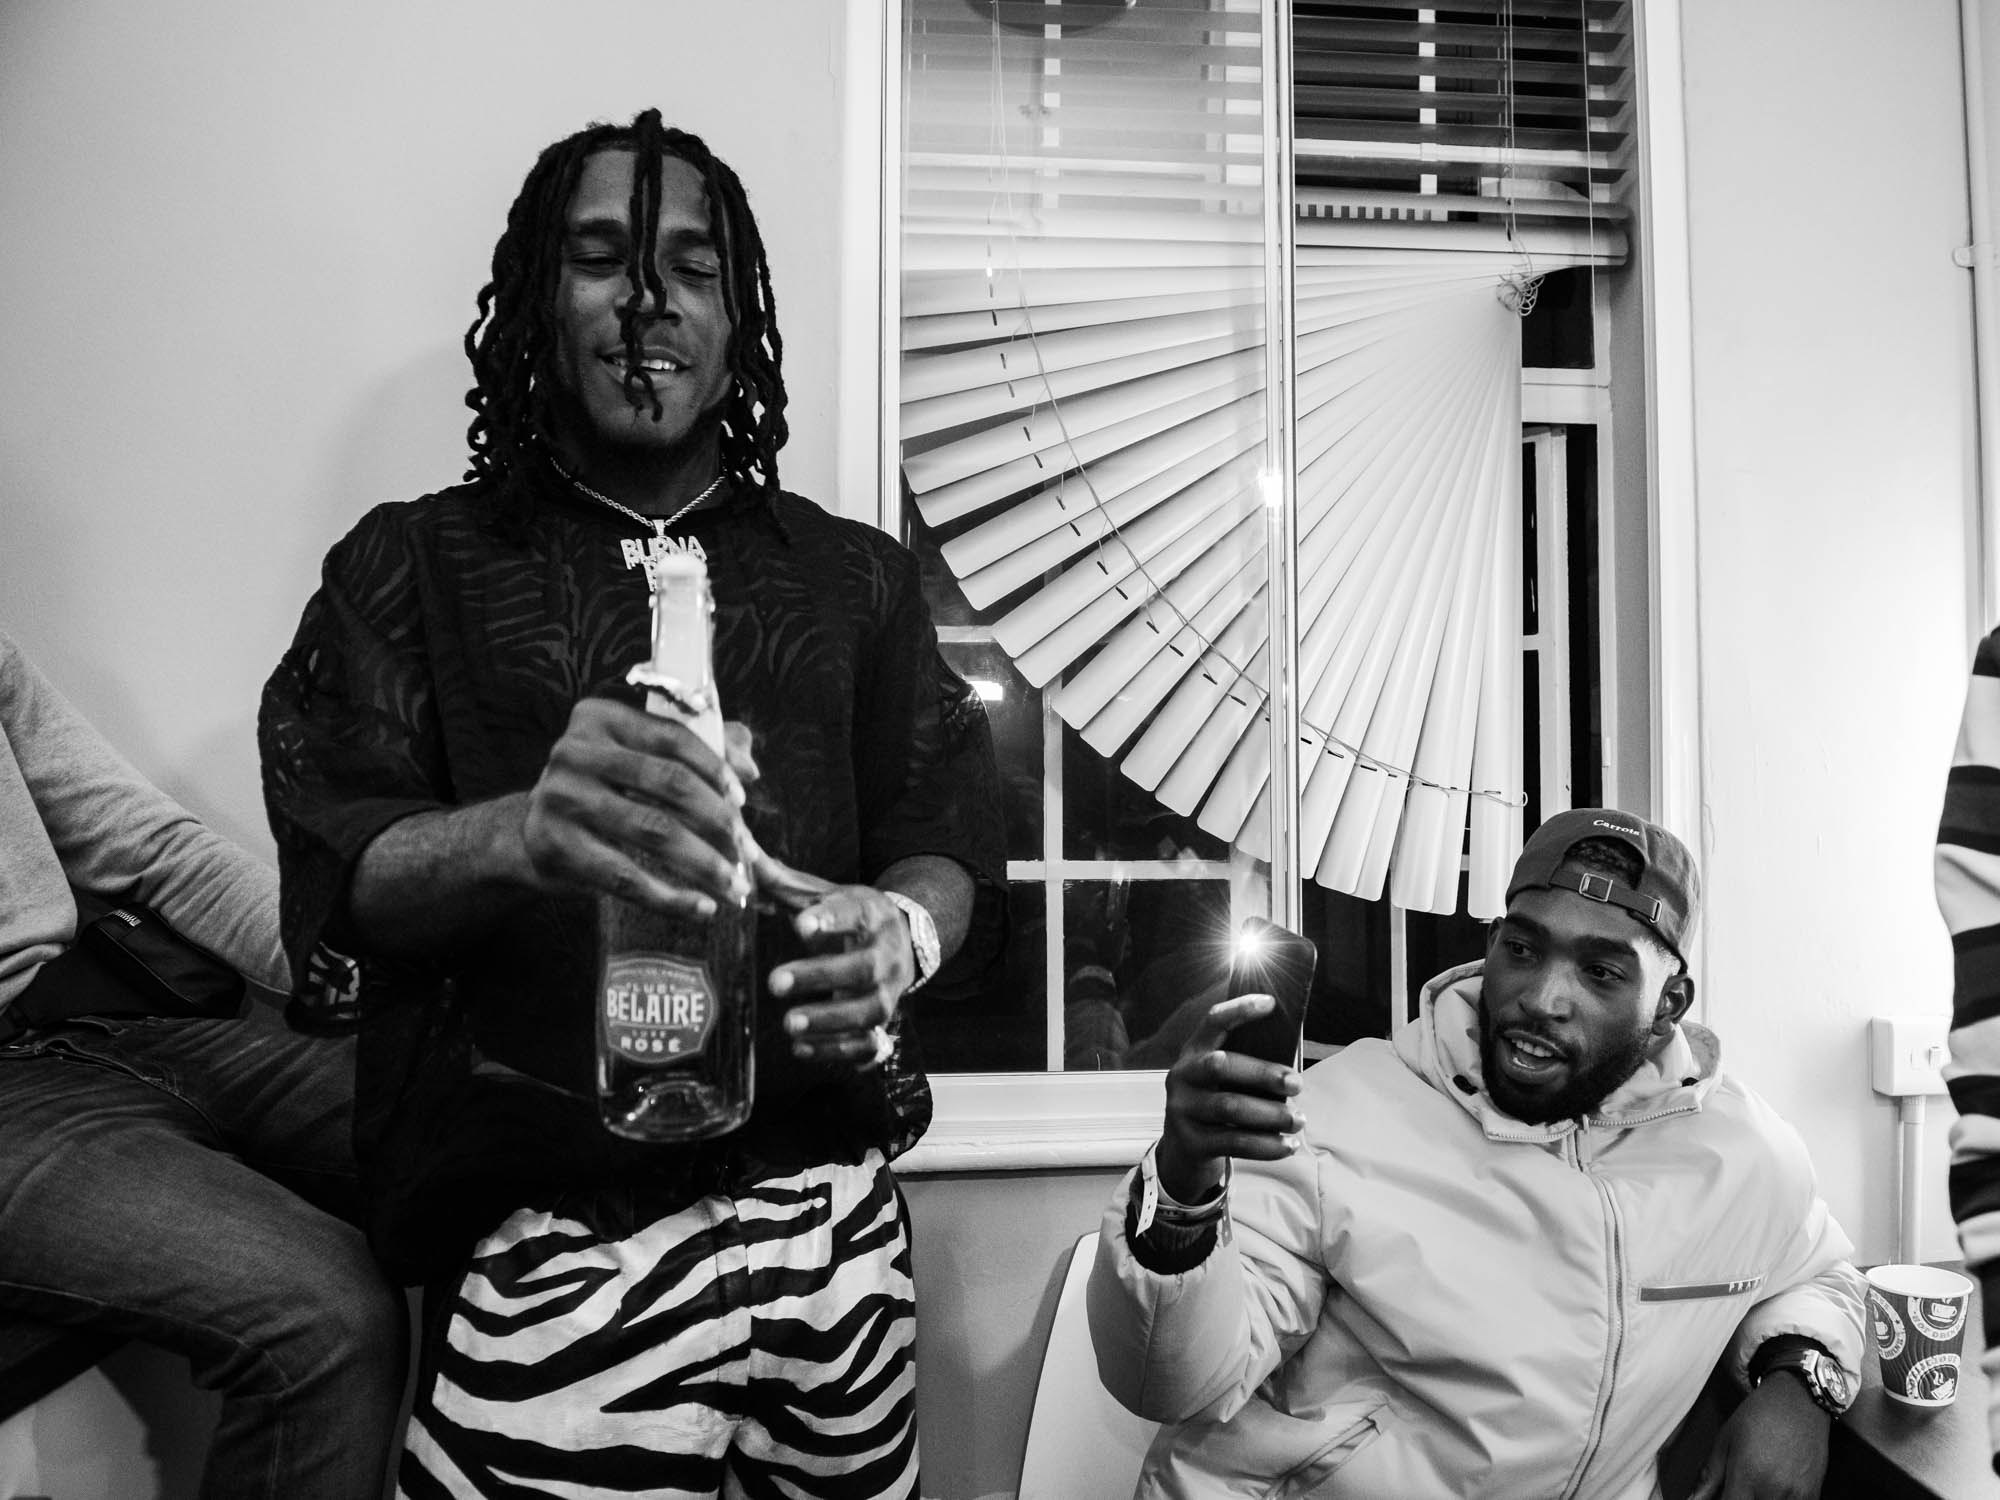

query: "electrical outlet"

left=1869, top=1016, right=1952, bottom=1096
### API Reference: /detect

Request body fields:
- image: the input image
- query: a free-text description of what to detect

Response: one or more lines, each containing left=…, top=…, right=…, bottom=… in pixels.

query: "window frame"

left=840, top=0, right=1701, bottom=1172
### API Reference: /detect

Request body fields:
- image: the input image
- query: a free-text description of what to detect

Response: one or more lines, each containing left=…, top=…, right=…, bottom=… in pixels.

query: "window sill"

left=898, top=1071, right=1164, bottom=1173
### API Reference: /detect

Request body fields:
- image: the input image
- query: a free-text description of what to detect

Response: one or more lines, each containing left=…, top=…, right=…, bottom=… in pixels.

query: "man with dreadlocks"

left=259, top=111, right=1003, bottom=1498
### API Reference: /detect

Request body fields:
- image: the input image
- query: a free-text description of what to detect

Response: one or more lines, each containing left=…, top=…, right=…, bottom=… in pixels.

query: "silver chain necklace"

left=551, top=461, right=725, bottom=581
left=559, top=466, right=725, bottom=536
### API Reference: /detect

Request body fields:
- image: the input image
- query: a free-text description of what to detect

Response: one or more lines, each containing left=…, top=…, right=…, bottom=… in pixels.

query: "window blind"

left=1294, top=0, right=1630, bottom=231
left=900, top=0, right=1628, bottom=917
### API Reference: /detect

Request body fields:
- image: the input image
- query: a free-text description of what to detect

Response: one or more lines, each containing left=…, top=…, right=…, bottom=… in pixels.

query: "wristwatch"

left=1750, top=1342, right=1851, bottom=1417
left=1131, top=1142, right=1230, bottom=1257
left=883, top=892, right=941, bottom=993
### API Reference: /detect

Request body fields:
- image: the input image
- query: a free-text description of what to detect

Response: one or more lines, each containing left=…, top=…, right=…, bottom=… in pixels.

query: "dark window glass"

left=1301, top=883, right=1393, bottom=1045
left=1523, top=437, right=1540, bottom=634
left=935, top=638, right=1043, bottom=862
left=914, top=881, right=1047, bottom=1072
left=1404, top=874, right=1490, bottom=1023
left=1520, top=267, right=1595, bottom=369
left=1566, top=425, right=1603, bottom=807
left=1062, top=723, right=1231, bottom=864
left=1063, top=877, right=1233, bottom=1071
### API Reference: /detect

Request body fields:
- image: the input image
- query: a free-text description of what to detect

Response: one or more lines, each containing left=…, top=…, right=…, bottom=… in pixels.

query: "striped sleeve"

left=1939, top=625, right=2000, bottom=1472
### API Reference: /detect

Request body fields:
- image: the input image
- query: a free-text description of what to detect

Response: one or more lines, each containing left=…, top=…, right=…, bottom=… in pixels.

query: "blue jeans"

left=0, top=1004, right=405, bottom=1499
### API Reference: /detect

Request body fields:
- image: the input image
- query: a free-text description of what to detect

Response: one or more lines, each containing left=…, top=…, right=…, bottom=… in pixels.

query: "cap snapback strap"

left=1550, top=868, right=1663, bottom=927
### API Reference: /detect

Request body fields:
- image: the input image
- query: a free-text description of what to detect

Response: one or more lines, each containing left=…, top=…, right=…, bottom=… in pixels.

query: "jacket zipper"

left=1559, top=1131, right=1628, bottom=1500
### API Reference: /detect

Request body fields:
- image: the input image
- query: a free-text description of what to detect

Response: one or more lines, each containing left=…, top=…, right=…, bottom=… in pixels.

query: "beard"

left=1477, top=1006, right=1656, bottom=1125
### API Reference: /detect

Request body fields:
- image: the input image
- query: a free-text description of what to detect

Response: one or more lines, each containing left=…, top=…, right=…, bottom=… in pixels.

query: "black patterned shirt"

left=260, top=469, right=1004, bottom=1272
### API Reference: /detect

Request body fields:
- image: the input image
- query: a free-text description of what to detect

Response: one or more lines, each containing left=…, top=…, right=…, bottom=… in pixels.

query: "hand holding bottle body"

left=536, top=692, right=917, bottom=1078
left=520, top=698, right=753, bottom=917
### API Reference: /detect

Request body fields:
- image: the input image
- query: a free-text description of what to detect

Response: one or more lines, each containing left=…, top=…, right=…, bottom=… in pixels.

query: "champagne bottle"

left=596, top=552, right=755, bottom=1141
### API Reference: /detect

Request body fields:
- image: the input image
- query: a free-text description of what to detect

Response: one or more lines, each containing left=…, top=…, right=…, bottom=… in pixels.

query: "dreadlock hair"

left=461, top=110, right=788, bottom=524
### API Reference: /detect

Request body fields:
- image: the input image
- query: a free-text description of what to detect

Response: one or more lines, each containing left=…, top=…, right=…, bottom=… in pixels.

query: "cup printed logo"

left=603, top=955, right=715, bottom=1066
left=1909, top=1294, right=1968, bottom=1342
left=1902, top=1352, right=1961, bottom=1404
left=1869, top=1290, right=1907, bottom=1360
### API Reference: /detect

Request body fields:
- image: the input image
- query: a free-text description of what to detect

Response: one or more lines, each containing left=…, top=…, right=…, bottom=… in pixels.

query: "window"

left=871, top=0, right=1650, bottom=1168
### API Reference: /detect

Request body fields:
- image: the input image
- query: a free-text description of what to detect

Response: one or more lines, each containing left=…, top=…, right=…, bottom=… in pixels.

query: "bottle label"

left=602, top=954, right=716, bottom=1067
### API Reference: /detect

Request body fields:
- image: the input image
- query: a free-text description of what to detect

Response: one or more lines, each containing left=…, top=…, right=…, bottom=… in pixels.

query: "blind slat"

left=1292, top=52, right=1628, bottom=88
left=1031, top=506, right=1264, bottom=697
left=904, top=307, right=1257, bottom=399
left=1295, top=82, right=1626, bottom=118
left=1297, top=190, right=1627, bottom=225
left=904, top=284, right=1262, bottom=345
left=1061, top=525, right=1266, bottom=751
left=952, top=442, right=1266, bottom=603
left=1297, top=121, right=1629, bottom=158
left=905, top=348, right=1261, bottom=495
left=1293, top=16, right=1623, bottom=53
left=902, top=327, right=1257, bottom=439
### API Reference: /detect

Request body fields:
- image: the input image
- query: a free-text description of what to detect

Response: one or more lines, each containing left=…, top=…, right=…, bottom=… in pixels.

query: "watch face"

left=1811, top=1353, right=1850, bottom=1406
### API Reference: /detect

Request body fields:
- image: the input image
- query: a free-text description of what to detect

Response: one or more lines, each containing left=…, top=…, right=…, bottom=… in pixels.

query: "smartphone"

left=1223, top=916, right=1319, bottom=1066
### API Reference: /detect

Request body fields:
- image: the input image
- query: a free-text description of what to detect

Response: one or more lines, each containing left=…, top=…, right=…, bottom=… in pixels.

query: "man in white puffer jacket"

left=1088, top=808, right=1864, bottom=1500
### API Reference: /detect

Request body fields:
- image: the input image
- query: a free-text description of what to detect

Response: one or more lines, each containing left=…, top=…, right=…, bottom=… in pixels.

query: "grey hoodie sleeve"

left=0, top=631, right=287, bottom=994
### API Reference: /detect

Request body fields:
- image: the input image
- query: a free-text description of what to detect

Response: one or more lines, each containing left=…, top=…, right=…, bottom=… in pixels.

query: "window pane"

left=1062, top=723, right=1232, bottom=865
left=1566, top=425, right=1604, bottom=807
left=1063, top=877, right=1234, bottom=1072
left=1520, top=267, right=1596, bottom=370
left=1404, top=874, right=1490, bottom=1022
left=911, top=881, right=1046, bottom=1073
left=899, top=0, right=1276, bottom=1076
left=1301, top=883, right=1393, bottom=1046
left=936, top=636, right=1044, bottom=862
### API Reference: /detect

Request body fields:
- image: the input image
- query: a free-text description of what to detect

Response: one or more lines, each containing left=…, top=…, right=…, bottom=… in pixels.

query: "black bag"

left=4, top=895, right=246, bottom=1037
left=77, top=898, right=246, bottom=1018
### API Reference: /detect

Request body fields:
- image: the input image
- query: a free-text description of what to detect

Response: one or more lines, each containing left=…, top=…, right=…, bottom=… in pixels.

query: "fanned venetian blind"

left=900, top=0, right=1628, bottom=917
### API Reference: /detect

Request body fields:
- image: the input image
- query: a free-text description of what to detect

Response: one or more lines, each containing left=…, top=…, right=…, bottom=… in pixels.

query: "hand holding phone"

left=1153, top=917, right=1318, bottom=1204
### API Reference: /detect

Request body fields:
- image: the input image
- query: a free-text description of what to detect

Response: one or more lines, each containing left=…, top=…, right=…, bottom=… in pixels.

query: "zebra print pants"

left=398, top=1150, right=919, bottom=1499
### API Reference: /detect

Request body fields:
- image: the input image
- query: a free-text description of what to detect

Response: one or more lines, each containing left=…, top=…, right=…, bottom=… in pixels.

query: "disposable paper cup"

left=1866, top=1263, right=1975, bottom=1408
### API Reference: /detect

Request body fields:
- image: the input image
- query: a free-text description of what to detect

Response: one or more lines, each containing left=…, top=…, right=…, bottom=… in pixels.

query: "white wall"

left=0, top=2, right=855, bottom=1492
left=0, top=0, right=853, bottom=860
left=905, top=1170, right=1124, bottom=1500
left=1678, top=0, right=1977, bottom=1263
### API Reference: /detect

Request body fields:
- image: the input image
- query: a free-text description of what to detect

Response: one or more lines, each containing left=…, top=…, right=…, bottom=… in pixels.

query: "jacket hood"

left=1393, top=960, right=1722, bottom=1144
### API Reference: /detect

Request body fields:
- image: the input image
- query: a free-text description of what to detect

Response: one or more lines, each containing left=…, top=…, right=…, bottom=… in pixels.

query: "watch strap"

left=1128, top=1145, right=1229, bottom=1273
left=1746, top=1334, right=1829, bottom=1386
left=1750, top=1338, right=1849, bottom=1416
left=883, top=892, right=941, bottom=993
left=1134, top=1142, right=1229, bottom=1236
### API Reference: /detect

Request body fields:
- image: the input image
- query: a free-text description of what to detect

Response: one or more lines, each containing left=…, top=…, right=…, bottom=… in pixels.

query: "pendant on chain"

left=620, top=527, right=708, bottom=581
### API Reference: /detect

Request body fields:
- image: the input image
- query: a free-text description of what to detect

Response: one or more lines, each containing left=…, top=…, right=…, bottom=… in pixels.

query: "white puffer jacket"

left=1088, top=962, right=1866, bottom=1500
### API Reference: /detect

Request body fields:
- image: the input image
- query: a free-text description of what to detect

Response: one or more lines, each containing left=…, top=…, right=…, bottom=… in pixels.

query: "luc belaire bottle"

left=596, top=551, right=755, bottom=1141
